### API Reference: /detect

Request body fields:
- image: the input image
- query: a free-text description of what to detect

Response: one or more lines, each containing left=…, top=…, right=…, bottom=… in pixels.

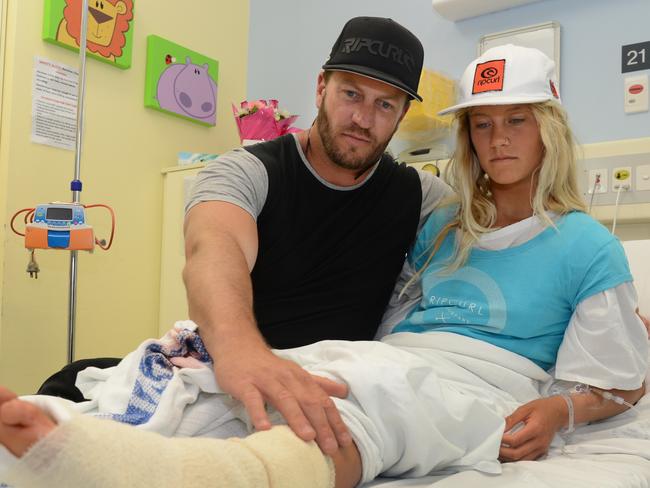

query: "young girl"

left=1, top=45, right=647, bottom=488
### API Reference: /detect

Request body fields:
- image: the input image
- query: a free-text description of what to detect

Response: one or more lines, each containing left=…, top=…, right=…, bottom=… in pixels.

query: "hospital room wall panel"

left=583, top=137, right=650, bottom=240
left=247, top=0, right=650, bottom=238
left=248, top=0, right=650, bottom=146
left=410, top=136, right=650, bottom=240
left=0, top=0, right=250, bottom=394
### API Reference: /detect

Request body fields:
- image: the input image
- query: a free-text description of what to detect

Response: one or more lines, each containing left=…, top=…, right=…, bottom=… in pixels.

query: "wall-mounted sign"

left=622, top=41, right=650, bottom=73
left=31, top=57, right=78, bottom=150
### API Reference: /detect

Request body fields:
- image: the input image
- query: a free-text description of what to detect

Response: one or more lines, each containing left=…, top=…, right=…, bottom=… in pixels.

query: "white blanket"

left=2, top=325, right=649, bottom=486
left=325, top=331, right=551, bottom=481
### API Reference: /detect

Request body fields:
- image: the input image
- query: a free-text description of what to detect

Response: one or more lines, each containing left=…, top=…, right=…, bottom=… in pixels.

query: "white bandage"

left=3, top=416, right=334, bottom=488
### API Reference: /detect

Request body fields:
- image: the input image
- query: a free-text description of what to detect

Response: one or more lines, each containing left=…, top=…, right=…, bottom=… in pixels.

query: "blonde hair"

left=404, top=101, right=586, bottom=293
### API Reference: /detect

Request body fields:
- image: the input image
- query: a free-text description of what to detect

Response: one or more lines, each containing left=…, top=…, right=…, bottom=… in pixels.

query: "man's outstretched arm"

left=183, top=201, right=350, bottom=454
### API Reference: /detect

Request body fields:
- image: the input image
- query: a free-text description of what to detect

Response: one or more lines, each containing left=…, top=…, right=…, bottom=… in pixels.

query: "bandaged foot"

left=0, top=386, right=56, bottom=457
left=2, top=410, right=335, bottom=488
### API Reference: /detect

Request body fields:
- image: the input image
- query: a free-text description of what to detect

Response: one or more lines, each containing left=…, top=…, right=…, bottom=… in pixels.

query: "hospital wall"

left=0, top=1, right=250, bottom=394
left=248, top=0, right=650, bottom=145
left=248, top=1, right=650, bottom=241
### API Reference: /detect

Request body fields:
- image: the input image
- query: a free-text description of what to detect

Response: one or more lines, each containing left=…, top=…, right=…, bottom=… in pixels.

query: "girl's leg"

left=0, top=384, right=362, bottom=488
left=331, top=440, right=362, bottom=488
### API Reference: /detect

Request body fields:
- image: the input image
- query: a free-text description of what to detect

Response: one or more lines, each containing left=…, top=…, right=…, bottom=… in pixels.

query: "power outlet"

left=613, top=166, right=632, bottom=190
left=587, top=168, right=607, bottom=194
left=637, top=164, right=650, bottom=191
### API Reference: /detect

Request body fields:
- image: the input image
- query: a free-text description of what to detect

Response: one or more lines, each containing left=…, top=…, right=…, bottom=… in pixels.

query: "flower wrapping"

left=232, top=99, right=300, bottom=143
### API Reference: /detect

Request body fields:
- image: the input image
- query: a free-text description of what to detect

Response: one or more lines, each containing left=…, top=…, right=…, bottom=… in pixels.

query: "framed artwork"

left=144, top=35, right=219, bottom=127
left=42, top=0, right=135, bottom=69
left=479, top=21, right=561, bottom=81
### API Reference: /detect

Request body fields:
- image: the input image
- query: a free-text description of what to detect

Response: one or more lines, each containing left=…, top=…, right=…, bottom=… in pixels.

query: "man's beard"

left=316, top=100, right=395, bottom=173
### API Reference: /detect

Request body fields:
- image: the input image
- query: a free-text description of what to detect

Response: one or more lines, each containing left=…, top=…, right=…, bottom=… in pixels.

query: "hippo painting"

left=156, top=56, right=218, bottom=125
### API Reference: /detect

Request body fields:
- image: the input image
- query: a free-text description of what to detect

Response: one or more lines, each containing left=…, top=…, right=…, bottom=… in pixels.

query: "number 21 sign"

left=622, top=41, right=650, bottom=73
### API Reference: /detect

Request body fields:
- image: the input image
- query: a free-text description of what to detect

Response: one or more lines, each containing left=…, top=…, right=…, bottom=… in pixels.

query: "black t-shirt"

left=246, top=135, right=422, bottom=348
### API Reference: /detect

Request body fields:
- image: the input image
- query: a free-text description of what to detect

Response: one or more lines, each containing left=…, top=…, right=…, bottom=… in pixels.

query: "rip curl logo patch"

left=549, top=79, right=559, bottom=98
left=472, top=59, right=505, bottom=94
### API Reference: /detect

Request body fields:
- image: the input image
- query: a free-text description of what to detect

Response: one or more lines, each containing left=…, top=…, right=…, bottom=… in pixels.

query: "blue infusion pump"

left=27, top=203, right=93, bottom=250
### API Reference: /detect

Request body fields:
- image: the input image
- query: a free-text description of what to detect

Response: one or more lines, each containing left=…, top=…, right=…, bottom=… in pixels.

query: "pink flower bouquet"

left=232, top=99, right=300, bottom=143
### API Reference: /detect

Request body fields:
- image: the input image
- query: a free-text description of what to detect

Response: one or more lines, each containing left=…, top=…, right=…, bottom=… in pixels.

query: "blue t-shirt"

left=393, top=207, right=633, bottom=370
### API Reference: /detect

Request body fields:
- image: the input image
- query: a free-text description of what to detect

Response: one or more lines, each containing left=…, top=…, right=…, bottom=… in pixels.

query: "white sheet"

left=367, top=404, right=650, bottom=487
left=0, top=330, right=553, bottom=484
left=367, top=453, right=650, bottom=487
left=2, top=241, right=649, bottom=488
left=4, top=327, right=649, bottom=487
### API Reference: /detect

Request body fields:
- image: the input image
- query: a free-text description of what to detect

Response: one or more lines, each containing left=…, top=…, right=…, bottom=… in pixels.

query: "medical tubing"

left=576, top=384, right=638, bottom=412
left=591, top=388, right=637, bottom=410
left=551, top=383, right=639, bottom=435
left=558, top=392, right=575, bottom=434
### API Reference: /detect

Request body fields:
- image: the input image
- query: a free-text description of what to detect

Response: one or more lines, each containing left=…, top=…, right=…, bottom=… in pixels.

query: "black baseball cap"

left=322, top=16, right=424, bottom=102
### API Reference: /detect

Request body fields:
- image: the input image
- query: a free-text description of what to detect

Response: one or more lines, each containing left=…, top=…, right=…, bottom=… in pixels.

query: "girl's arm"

left=499, top=383, right=645, bottom=462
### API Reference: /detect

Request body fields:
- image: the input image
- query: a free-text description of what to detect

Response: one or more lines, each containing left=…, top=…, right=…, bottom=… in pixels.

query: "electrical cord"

left=10, top=208, right=35, bottom=237
left=84, top=203, right=116, bottom=250
left=588, top=173, right=601, bottom=214
left=611, top=184, right=624, bottom=235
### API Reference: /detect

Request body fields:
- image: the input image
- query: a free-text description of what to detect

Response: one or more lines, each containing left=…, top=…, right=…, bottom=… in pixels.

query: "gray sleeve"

left=375, top=259, right=422, bottom=340
left=376, top=170, right=454, bottom=339
left=185, top=148, right=269, bottom=221
left=415, top=169, right=454, bottom=231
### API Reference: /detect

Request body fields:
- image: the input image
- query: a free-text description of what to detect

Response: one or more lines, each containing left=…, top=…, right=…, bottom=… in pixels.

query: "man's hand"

left=499, top=396, right=567, bottom=462
left=214, top=343, right=352, bottom=455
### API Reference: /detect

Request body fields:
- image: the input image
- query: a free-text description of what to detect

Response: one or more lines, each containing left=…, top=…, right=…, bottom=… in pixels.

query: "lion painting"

left=56, top=0, right=134, bottom=62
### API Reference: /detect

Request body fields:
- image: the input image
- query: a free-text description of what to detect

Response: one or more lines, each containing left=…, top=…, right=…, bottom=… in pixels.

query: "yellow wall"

left=0, top=0, right=9, bottom=362
left=0, top=0, right=249, bottom=394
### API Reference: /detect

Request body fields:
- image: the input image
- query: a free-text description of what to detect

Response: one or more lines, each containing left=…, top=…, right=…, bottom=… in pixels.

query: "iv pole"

left=67, top=0, right=90, bottom=364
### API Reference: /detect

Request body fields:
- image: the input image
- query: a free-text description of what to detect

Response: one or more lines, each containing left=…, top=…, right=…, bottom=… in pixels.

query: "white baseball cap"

left=438, top=44, right=561, bottom=115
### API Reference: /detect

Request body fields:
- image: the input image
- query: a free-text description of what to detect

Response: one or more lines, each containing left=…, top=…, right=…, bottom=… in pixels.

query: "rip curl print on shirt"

left=416, top=266, right=507, bottom=332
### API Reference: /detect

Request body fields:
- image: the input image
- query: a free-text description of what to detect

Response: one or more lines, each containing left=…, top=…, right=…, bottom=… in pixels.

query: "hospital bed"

left=3, top=242, right=648, bottom=488
left=367, top=239, right=650, bottom=488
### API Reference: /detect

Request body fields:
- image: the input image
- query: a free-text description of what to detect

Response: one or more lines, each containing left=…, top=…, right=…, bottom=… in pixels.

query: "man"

left=37, top=16, right=451, bottom=455
left=182, top=16, right=450, bottom=455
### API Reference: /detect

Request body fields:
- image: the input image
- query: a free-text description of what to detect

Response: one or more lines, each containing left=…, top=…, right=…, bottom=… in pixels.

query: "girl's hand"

left=499, top=396, right=567, bottom=462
